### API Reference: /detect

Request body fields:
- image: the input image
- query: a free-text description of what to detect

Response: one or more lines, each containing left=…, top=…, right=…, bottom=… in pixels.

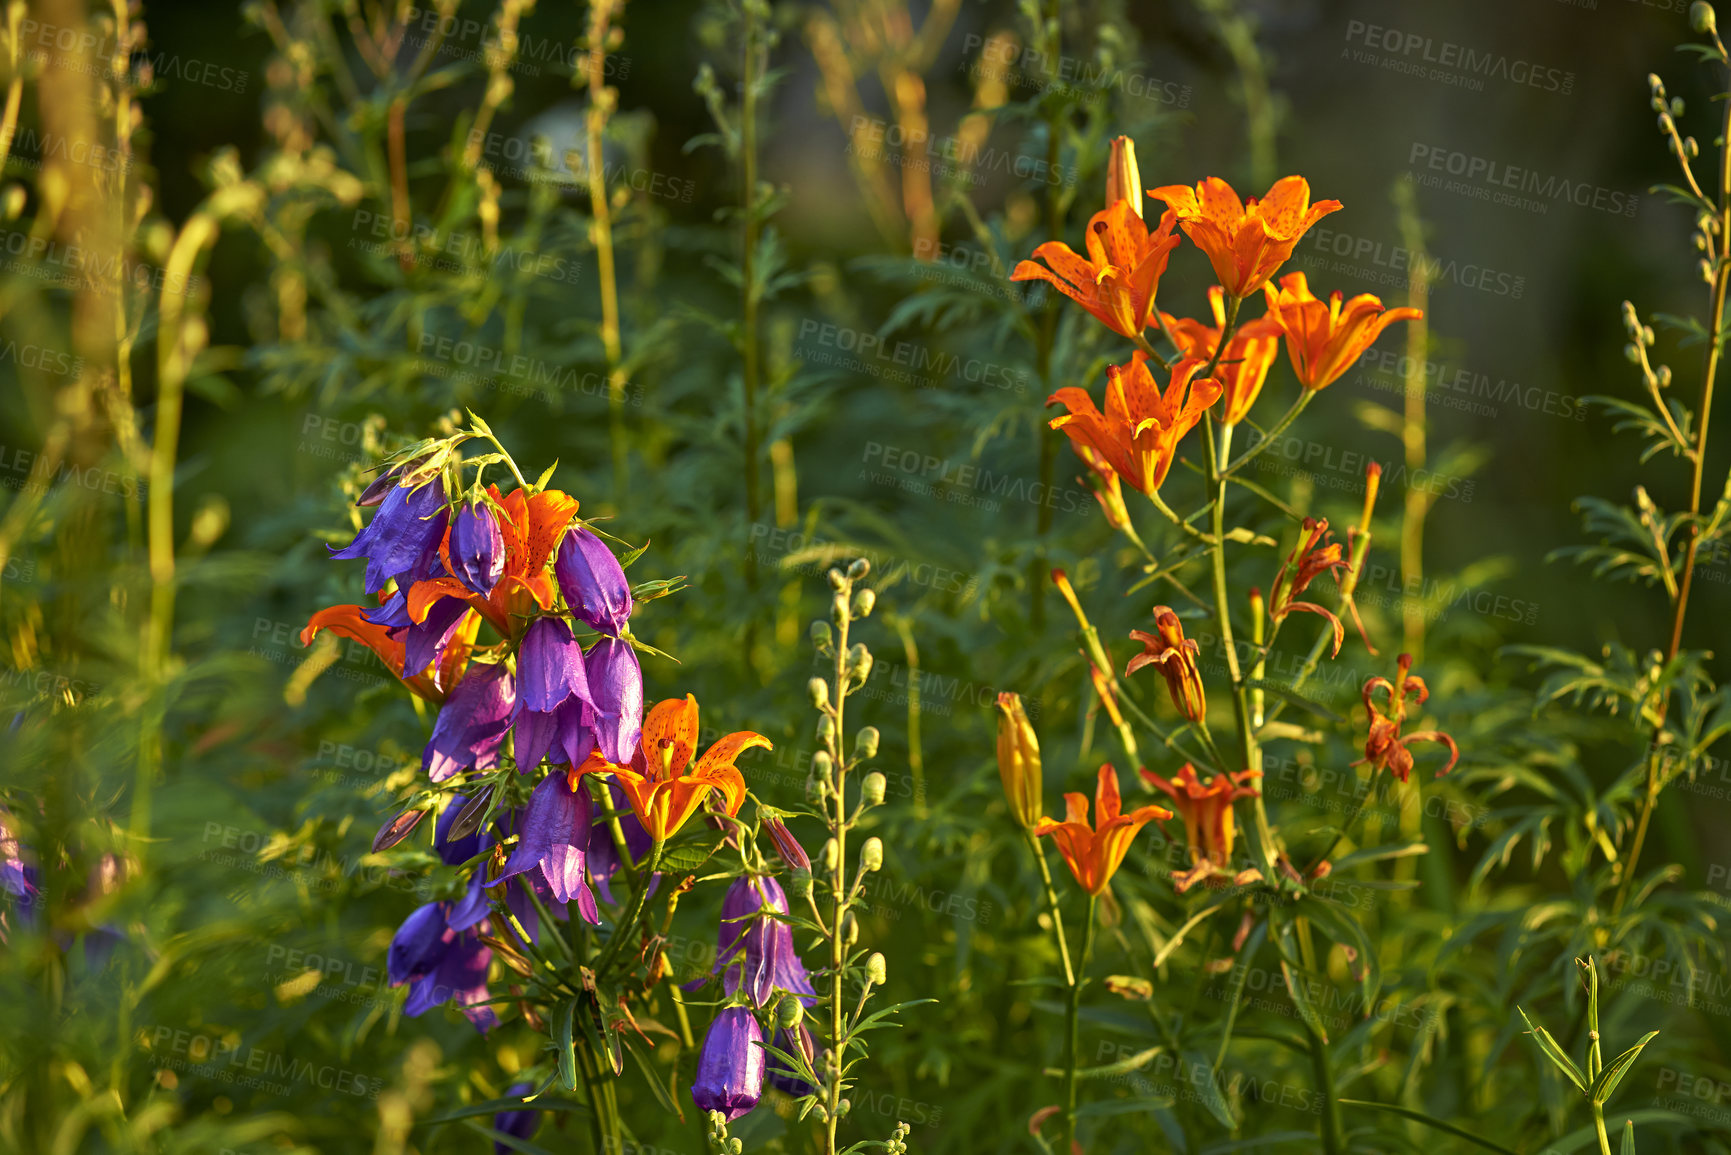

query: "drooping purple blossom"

left=330, top=475, right=450, bottom=595
left=387, top=901, right=498, bottom=1032
left=451, top=502, right=505, bottom=597
left=711, top=875, right=816, bottom=1009
left=511, top=618, right=596, bottom=772
left=691, top=1006, right=765, bottom=1122
left=555, top=526, right=633, bottom=636
left=423, top=661, right=515, bottom=782
left=583, top=635, right=642, bottom=764
left=488, top=770, right=600, bottom=925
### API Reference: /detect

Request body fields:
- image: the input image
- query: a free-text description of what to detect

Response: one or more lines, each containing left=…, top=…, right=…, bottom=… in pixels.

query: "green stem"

left=595, top=838, right=664, bottom=978
left=1060, top=895, right=1097, bottom=1155
left=1307, top=1021, right=1344, bottom=1155
left=1223, top=391, right=1314, bottom=477
left=1593, top=1104, right=1613, bottom=1155
left=1028, top=832, right=1075, bottom=987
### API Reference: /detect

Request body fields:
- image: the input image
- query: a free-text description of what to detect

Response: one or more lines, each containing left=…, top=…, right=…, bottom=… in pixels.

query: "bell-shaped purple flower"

left=493, top=1083, right=539, bottom=1154
left=512, top=618, right=597, bottom=772
left=712, top=875, right=817, bottom=1008
left=423, top=662, right=516, bottom=782
left=692, top=1006, right=765, bottom=1122
left=583, top=635, right=642, bottom=764
left=555, top=527, right=633, bottom=636
left=451, top=502, right=505, bottom=597
left=387, top=901, right=498, bottom=1032
left=330, top=476, right=450, bottom=595
left=488, top=770, right=600, bottom=924
left=767, top=1023, right=821, bottom=1097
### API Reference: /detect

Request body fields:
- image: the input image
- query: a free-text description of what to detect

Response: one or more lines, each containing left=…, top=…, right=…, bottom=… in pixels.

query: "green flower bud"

left=787, top=867, right=813, bottom=901
left=810, top=620, right=834, bottom=654
left=837, top=1098, right=852, bottom=1118
left=841, top=911, right=858, bottom=948
left=854, top=726, right=880, bottom=761
left=827, top=567, right=847, bottom=590
left=852, top=588, right=876, bottom=619
left=777, top=994, right=805, bottom=1030
left=861, top=771, right=886, bottom=806
left=861, top=837, right=883, bottom=873
left=1693, top=1, right=1716, bottom=33
left=847, top=557, right=871, bottom=581
left=808, top=677, right=831, bottom=711
left=848, top=643, right=873, bottom=685
left=821, top=838, right=838, bottom=871
left=865, top=951, right=887, bottom=985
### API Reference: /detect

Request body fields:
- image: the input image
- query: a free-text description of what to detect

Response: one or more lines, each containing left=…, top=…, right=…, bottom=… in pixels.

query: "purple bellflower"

left=450, top=501, right=505, bottom=597
left=511, top=618, right=596, bottom=772
left=583, top=635, right=642, bottom=764
left=423, top=661, right=515, bottom=781
left=691, top=1006, right=765, bottom=1122
left=555, top=526, right=633, bottom=636
left=330, top=475, right=449, bottom=595
left=711, top=875, right=817, bottom=1009
left=488, top=770, right=601, bottom=925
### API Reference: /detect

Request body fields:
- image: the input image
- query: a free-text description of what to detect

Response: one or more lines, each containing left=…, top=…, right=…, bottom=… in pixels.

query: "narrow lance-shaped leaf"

left=1592, top=1030, right=1660, bottom=1106
left=1518, top=1007, right=1588, bottom=1093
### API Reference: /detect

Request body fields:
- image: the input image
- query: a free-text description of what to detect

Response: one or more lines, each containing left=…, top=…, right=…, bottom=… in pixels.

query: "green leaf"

left=422, top=1092, right=588, bottom=1125
left=1329, top=841, right=1428, bottom=872
left=1337, top=1099, right=1520, bottom=1153
left=1541, top=1109, right=1691, bottom=1152
left=533, top=459, right=559, bottom=491
left=659, top=835, right=725, bottom=874
left=622, top=1032, right=683, bottom=1121
left=1041, top=1044, right=1162, bottom=1081
left=1620, top=1118, right=1635, bottom=1155
left=462, top=1121, right=561, bottom=1155
left=1182, top=1048, right=1238, bottom=1129
left=1591, top=1031, right=1660, bottom=1106
left=1279, top=959, right=1330, bottom=1044
left=555, top=999, right=578, bottom=1091
left=1518, top=1007, right=1588, bottom=1093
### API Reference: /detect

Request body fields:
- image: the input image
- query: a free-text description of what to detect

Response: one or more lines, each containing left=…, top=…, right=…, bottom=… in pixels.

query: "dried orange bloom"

left=1047, top=353, right=1221, bottom=496
left=1149, top=176, right=1341, bottom=299
left=1035, top=765, right=1172, bottom=896
left=1011, top=201, right=1182, bottom=339
left=1139, top=763, right=1262, bottom=892
left=1072, top=442, right=1131, bottom=529
left=1356, top=654, right=1458, bottom=783
left=1126, top=606, right=1207, bottom=725
left=1104, top=135, right=1142, bottom=217
left=1262, top=271, right=1423, bottom=391
left=1268, top=517, right=1352, bottom=656
left=595, top=694, right=772, bottom=841
left=1161, top=286, right=1284, bottom=424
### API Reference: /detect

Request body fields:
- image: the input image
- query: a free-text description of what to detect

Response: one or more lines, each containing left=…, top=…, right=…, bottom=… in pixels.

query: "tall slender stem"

left=584, top=0, right=629, bottom=499
left=824, top=587, right=853, bottom=1155
left=1615, top=66, right=1731, bottom=918
left=1307, top=1021, right=1344, bottom=1154
left=1028, top=832, right=1075, bottom=986
left=1059, top=894, right=1097, bottom=1155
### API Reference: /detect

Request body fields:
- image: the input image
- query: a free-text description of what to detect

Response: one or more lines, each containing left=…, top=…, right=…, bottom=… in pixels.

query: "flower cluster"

left=305, top=423, right=811, bottom=1136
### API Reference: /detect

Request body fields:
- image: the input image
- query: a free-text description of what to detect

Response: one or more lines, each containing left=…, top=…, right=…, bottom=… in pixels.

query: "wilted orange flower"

left=1161, top=286, right=1284, bottom=424
left=1149, top=176, right=1341, bottom=298
left=995, top=692, right=1043, bottom=830
left=1139, top=763, right=1262, bottom=892
left=1047, top=353, right=1221, bottom=496
left=1011, top=201, right=1182, bottom=339
left=591, top=694, right=772, bottom=841
left=1356, top=654, right=1458, bottom=783
left=301, top=602, right=481, bottom=704
left=1267, top=517, right=1351, bottom=656
left=1126, top=606, right=1206, bottom=725
left=1071, top=442, right=1131, bottom=530
left=403, top=486, right=580, bottom=641
left=1105, top=135, right=1142, bottom=217
left=1035, top=765, right=1172, bottom=896
left=1262, top=271, right=1423, bottom=391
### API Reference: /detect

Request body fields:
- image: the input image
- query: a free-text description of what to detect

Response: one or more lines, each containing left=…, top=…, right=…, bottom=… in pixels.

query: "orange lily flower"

left=1267, top=517, right=1352, bottom=656
left=1126, top=606, right=1207, bottom=725
left=1356, top=654, right=1458, bottom=783
left=1139, top=764, right=1262, bottom=892
left=995, top=692, right=1043, bottom=830
left=300, top=603, right=481, bottom=704
left=1011, top=201, right=1182, bottom=339
left=1161, top=286, right=1284, bottom=424
left=1149, top=176, right=1340, bottom=299
left=1035, top=765, right=1172, bottom=896
left=592, top=695, right=772, bottom=842
left=404, top=486, right=581, bottom=641
left=1262, top=271, right=1423, bottom=391
left=1047, top=353, right=1221, bottom=496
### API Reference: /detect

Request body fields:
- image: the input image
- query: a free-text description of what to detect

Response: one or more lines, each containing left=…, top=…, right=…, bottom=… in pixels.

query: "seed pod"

left=861, top=771, right=886, bottom=806
left=865, top=952, right=887, bottom=985
left=861, top=837, right=883, bottom=873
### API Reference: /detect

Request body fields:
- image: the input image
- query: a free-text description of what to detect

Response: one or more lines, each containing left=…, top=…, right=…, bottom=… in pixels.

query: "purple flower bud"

left=331, top=476, right=449, bottom=595
left=767, top=1023, right=821, bottom=1097
left=518, top=619, right=593, bottom=714
left=692, top=1006, right=765, bottom=1122
left=713, top=876, right=816, bottom=1008
left=450, top=502, right=505, bottom=596
left=555, top=527, right=633, bottom=636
